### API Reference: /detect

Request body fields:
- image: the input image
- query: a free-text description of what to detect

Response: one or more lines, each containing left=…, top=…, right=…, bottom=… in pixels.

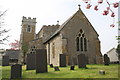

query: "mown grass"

left=1, top=64, right=119, bottom=79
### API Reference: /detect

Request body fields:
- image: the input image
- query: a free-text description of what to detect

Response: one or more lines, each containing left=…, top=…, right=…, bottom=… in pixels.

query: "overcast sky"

left=0, top=0, right=118, bottom=54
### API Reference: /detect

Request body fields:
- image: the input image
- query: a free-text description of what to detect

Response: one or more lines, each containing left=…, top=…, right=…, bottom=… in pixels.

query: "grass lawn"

left=1, top=64, right=119, bottom=79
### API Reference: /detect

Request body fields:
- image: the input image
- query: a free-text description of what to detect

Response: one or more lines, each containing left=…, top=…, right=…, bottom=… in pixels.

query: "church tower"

left=19, top=16, right=36, bottom=64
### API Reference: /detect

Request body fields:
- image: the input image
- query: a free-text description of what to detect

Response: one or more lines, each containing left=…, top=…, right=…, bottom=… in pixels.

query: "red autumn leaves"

left=102, top=10, right=109, bottom=15
left=86, top=4, right=92, bottom=9
left=85, top=0, right=118, bottom=17
left=94, top=5, right=98, bottom=11
left=9, top=40, right=20, bottom=50
left=111, top=12, right=115, bottom=17
left=98, top=0, right=103, bottom=4
left=83, top=0, right=119, bottom=27
left=113, top=2, right=119, bottom=8
left=102, top=2, right=118, bottom=17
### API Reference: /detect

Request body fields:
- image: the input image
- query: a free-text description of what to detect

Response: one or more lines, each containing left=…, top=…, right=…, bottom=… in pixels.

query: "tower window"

left=26, top=25, right=31, bottom=32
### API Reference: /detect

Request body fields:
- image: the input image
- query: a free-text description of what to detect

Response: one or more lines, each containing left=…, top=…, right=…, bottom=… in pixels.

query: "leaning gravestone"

left=60, top=54, right=66, bottom=67
left=54, top=66, right=60, bottom=71
left=2, top=55, right=9, bottom=66
left=26, top=53, right=35, bottom=70
left=78, top=54, right=86, bottom=68
left=36, top=49, right=48, bottom=73
left=10, top=64, right=22, bottom=79
left=104, top=54, right=110, bottom=65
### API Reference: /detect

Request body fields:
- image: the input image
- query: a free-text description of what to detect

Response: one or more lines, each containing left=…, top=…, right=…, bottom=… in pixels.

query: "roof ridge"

left=106, top=48, right=116, bottom=54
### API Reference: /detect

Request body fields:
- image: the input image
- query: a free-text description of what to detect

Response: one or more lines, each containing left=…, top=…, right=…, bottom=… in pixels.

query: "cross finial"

left=78, top=4, right=81, bottom=10
left=57, top=20, right=59, bottom=25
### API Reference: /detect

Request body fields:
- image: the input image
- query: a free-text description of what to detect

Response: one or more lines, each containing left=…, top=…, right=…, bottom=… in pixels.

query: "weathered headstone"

left=10, top=64, right=22, bottom=79
left=99, top=70, right=105, bottom=75
left=77, top=54, right=86, bottom=68
left=85, top=56, right=89, bottom=64
left=104, top=54, right=110, bottom=65
left=54, top=66, right=60, bottom=71
left=36, top=49, right=48, bottom=73
left=26, top=53, right=35, bottom=70
left=73, top=57, right=77, bottom=65
left=2, top=55, right=9, bottom=66
left=60, top=54, right=66, bottom=67
left=70, top=65, right=75, bottom=70
left=50, top=64, right=53, bottom=68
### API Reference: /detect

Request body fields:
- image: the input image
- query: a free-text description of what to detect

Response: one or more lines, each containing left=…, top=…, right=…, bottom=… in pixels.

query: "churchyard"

left=1, top=64, right=119, bottom=79
left=1, top=49, right=119, bottom=79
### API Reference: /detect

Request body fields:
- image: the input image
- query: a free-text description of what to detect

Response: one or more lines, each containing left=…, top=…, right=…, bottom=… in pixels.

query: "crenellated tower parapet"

left=37, top=24, right=60, bottom=40
left=22, top=16, right=36, bottom=26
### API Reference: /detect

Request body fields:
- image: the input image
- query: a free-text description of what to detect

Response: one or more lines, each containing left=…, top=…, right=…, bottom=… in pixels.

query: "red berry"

left=94, top=5, right=98, bottom=11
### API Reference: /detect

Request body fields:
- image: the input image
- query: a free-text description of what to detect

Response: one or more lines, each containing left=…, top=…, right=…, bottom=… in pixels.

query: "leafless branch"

left=0, top=10, right=9, bottom=44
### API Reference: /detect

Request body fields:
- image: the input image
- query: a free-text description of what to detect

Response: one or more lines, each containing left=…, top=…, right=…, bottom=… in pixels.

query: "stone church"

left=19, top=7, right=103, bottom=66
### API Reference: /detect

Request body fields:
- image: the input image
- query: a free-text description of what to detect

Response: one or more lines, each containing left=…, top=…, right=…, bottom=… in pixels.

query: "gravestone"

left=70, top=65, right=75, bottom=70
left=104, top=54, right=110, bottom=65
left=2, top=55, right=9, bottom=66
left=99, top=70, right=105, bottom=75
left=50, top=64, right=53, bottom=68
left=60, top=54, right=66, bottom=67
left=54, top=66, right=60, bottom=71
left=10, top=64, right=22, bottom=79
left=73, top=57, right=77, bottom=65
left=26, top=53, right=35, bottom=70
left=86, top=56, right=89, bottom=64
left=77, top=54, right=86, bottom=68
left=36, top=49, right=48, bottom=73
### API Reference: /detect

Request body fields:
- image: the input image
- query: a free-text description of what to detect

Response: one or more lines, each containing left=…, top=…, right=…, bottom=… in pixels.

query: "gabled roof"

left=43, top=11, right=76, bottom=43
left=106, top=48, right=116, bottom=54
left=44, top=8, right=99, bottom=43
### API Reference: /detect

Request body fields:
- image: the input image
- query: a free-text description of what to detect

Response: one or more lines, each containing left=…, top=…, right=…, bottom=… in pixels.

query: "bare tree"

left=0, top=10, right=9, bottom=44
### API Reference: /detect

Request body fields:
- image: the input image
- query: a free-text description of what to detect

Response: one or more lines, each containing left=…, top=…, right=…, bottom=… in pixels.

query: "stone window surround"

left=26, top=25, right=32, bottom=33
left=76, top=29, right=88, bottom=52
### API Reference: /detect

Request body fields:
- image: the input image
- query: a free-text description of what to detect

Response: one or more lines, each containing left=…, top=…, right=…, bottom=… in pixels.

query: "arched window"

left=76, top=37, right=79, bottom=51
left=76, top=29, right=87, bottom=52
left=84, top=38, right=87, bottom=51
left=80, top=37, right=83, bottom=51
